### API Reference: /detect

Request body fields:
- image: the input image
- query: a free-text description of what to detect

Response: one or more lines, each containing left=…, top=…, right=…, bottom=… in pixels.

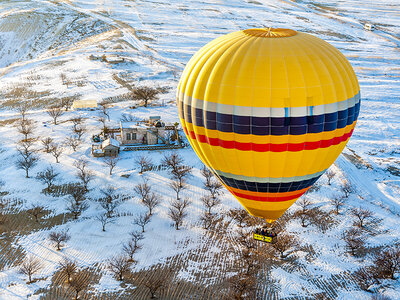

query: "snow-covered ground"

left=0, top=0, right=399, bottom=299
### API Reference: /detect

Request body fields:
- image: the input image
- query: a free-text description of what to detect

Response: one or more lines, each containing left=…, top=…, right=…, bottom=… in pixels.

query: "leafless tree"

left=73, top=158, right=95, bottom=192
left=108, top=255, right=132, bottom=281
left=41, top=137, right=54, bottom=153
left=99, top=101, right=111, bottom=121
left=169, top=180, right=186, bottom=201
left=16, top=119, right=36, bottom=141
left=142, top=192, right=161, bottom=216
left=341, top=180, right=354, bottom=198
left=69, top=269, right=91, bottom=300
left=131, top=86, right=161, bottom=107
left=325, top=169, right=336, bottom=185
left=294, top=197, right=312, bottom=227
left=143, top=271, right=171, bottom=299
left=330, top=195, right=346, bottom=215
left=343, top=228, right=364, bottom=255
left=162, top=152, right=192, bottom=187
left=16, top=152, right=39, bottom=178
left=308, top=207, right=335, bottom=233
left=373, top=245, right=400, bottom=279
left=66, top=136, right=81, bottom=152
left=351, top=207, right=373, bottom=228
left=27, top=205, right=45, bottom=223
left=98, top=115, right=107, bottom=133
left=201, top=194, right=222, bottom=215
left=68, top=184, right=86, bottom=205
left=133, top=212, right=151, bottom=233
left=228, top=208, right=250, bottom=228
left=135, top=155, right=154, bottom=173
left=168, top=198, right=190, bottom=230
left=70, top=116, right=84, bottom=129
left=50, top=143, right=64, bottom=163
left=19, top=256, right=42, bottom=283
left=61, top=94, right=80, bottom=111
left=36, top=166, right=59, bottom=190
left=47, top=105, right=64, bottom=125
left=58, top=258, right=78, bottom=284
left=200, top=212, right=218, bottom=230
left=49, top=230, right=71, bottom=251
left=98, top=186, right=123, bottom=218
left=17, top=104, right=29, bottom=121
left=353, top=266, right=378, bottom=291
left=201, top=166, right=213, bottom=187
left=122, top=240, right=140, bottom=262
left=134, top=179, right=151, bottom=202
left=225, top=273, right=257, bottom=300
left=67, top=199, right=88, bottom=219
left=129, top=231, right=144, bottom=251
left=104, top=156, right=119, bottom=175
left=271, top=231, right=298, bottom=259
left=73, top=125, right=86, bottom=141
left=96, top=213, right=114, bottom=232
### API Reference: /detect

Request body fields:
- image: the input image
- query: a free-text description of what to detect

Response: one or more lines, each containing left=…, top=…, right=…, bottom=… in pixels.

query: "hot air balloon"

left=177, top=28, right=360, bottom=239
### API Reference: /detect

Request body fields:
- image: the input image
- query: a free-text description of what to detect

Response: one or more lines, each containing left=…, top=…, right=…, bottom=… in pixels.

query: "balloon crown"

left=242, top=27, right=297, bottom=38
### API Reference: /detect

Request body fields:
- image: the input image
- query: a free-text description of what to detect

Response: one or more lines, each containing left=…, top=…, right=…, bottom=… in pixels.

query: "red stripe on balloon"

left=183, top=127, right=354, bottom=152
left=230, top=189, right=306, bottom=202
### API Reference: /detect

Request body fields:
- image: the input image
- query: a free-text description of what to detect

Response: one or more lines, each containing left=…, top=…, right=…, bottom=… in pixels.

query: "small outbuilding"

left=72, top=99, right=98, bottom=110
left=92, top=138, right=120, bottom=157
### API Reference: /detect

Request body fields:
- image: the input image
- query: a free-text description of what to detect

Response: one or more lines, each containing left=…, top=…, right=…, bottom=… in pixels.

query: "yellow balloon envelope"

left=177, top=28, right=360, bottom=223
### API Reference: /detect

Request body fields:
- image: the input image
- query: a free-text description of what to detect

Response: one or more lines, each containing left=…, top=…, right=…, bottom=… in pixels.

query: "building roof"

left=102, top=138, right=120, bottom=149
left=120, top=121, right=149, bottom=129
left=72, top=99, right=98, bottom=109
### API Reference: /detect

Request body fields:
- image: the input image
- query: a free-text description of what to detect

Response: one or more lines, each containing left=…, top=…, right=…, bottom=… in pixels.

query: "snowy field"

left=0, top=0, right=399, bottom=299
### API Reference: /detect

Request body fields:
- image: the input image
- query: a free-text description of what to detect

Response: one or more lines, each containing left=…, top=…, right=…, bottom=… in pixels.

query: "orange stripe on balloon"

left=225, top=185, right=309, bottom=197
left=183, top=126, right=354, bottom=152
left=228, top=188, right=307, bottom=202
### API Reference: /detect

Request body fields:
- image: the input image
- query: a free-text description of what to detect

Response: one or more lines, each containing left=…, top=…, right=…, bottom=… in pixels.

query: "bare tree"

left=351, top=207, right=373, bottom=228
left=49, top=230, right=71, bottom=251
left=129, top=231, right=144, bottom=251
left=41, top=137, right=54, bottom=153
left=98, top=115, right=107, bottom=133
left=169, top=180, right=186, bottom=201
left=16, top=119, right=36, bottom=141
left=68, top=184, right=86, bottom=205
left=201, top=194, right=222, bottom=215
left=131, top=86, right=161, bottom=107
left=133, top=212, right=151, bottom=233
left=330, top=195, right=346, bottom=215
left=201, top=165, right=213, bottom=187
left=341, top=180, right=354, bottom=198
left=142, top=192, right=161, bottom=216
left=73, top=158, right=94, bottom=192
left=70, top=116, right=84, bottom=130
left=69, top=269, right=91, bottom=300
left=58, top=258, right=78, bottom=284
left=225, top=273, right=257, bottom=300
left=27, top=205, right=45, bottom=223
left=98, top=186, right=123, bottom=218
left=122, top=240, right=140, bottom=262
left=134, top=180, right=151, bottom=202
left=373, top=245, right=400, bottom=279
left=66, top=136, right=81, bottom=152
left=271, top=231, right=298, bottom=259
left=16, top=152, right=39, bottom=178
left=228, top=208, right=250, bottom=228
left=200, top=211, right=218, bottom=230
left=50, top=143, right=64, bottom=163
left=67, top=199, right=88, bottom=219
left=36, top=166, right=59, bottom=190
left=96, top=213, right=114, bottom=232
left=17, top=104, right=29, bottom=121
left=73, top=125, right=86, bottom=141
left=343, top=228, right=364, bottom=255
left=143, top=271, right=171, bottom=299
left=162, top=152, right=192, bottom=187
left=168, top=198, right=190, bottom=230
left=108, top=255, right=132, bottom=281
left=353, top=266, right=378, bottom=291
left=19, top=256, right=42, bottom=283
left=104, top=156, right=120, bottom=175
left=294, top=197, right=312, bottom=227
left=325, top=169, right=336, bottom=185
left=99, top=101, right=111, bottom=121
left=135, top=155, right=153, bottom=173
left=61, top=95, right=80, bottom=111
left=47, top=105, right=64, bottom=125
